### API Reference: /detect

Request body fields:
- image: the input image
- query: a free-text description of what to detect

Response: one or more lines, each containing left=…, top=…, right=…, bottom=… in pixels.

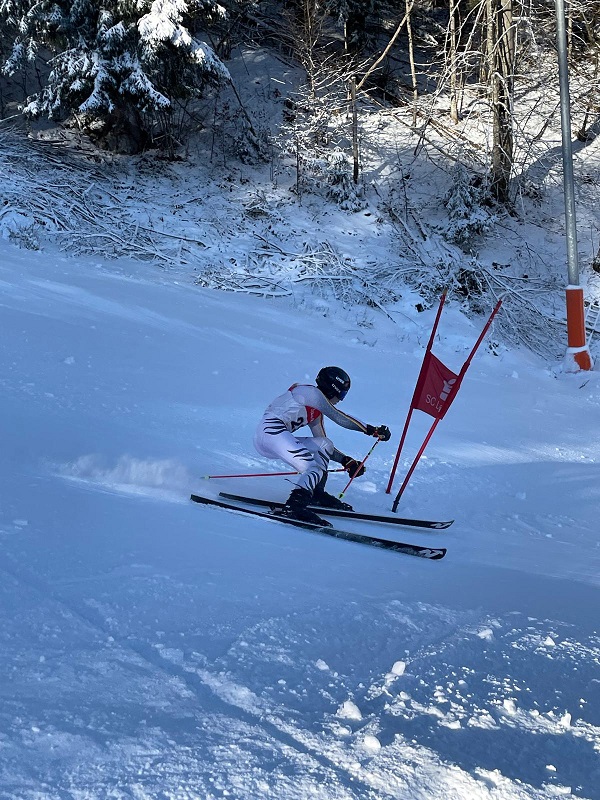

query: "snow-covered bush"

left=0, top=209, right=39, bottom=249
left=196, top=238, right=390, bottom=315
left=516, top=178, right=545, bottom=204
left=276, top=58, right=368, bottom=208
left=370, top=194, right=563, bottom=356
left=325, top=149, right=367, bottom=211
left=0, top=129, right=203, bottom=263
left=279, top=130, right=365, bottom=209
left=1, top=0, right=230, bottom=153
left=440, top=163, right=495, bottom=248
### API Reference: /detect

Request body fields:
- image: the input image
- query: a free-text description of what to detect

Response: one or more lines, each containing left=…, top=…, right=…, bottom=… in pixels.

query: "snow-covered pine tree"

left=0, top=0, right=231, bottom=152
left=441, top=162, right=494, bottom=247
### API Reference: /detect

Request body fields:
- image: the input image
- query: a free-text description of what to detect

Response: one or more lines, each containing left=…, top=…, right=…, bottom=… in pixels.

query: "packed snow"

left=1, top=231, right=599, bottom=799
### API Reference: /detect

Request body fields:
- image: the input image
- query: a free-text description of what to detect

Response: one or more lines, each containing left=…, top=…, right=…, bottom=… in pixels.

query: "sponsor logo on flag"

left=412, top=352, right=460, bottom=419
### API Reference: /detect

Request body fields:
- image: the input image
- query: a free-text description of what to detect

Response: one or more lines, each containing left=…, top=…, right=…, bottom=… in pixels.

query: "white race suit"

left=254, top=383, right=370, bottom=493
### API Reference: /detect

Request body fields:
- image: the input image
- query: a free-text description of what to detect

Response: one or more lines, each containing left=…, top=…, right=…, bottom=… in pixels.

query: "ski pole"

left=202, top=468, right=345, bottom=480
left=338, top=438, right=381, bottom=500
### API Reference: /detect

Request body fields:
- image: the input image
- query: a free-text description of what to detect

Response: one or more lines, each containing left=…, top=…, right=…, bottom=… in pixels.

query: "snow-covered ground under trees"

left=1, top=231, right=600, bottom=800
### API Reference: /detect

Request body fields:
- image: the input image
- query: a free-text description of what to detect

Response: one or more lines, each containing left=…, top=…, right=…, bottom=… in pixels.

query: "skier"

left=254, top=366, right=391, bottom=525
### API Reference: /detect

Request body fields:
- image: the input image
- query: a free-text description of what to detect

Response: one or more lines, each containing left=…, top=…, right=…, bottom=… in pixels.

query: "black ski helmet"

left=316, top=366, right=351, bottom=401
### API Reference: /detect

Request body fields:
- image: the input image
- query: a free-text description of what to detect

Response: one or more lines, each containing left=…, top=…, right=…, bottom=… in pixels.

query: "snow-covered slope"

left=1, top=239, right=599, bottom=799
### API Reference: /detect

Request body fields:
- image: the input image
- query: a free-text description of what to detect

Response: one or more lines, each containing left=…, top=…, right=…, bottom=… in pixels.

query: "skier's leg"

left=255, top=427, right=332, bottom=492
left=273, top=436, right=336, bottom=525
left=253, top=425, right=333, bottom=524
left=311, top=466, right=353, bottom=511
left=290, top=436, right=334, bottom=493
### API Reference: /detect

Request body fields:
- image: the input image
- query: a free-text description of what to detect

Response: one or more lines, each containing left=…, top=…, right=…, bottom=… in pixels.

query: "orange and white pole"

left=565, top=286, right=592, bottom=371
left=555, top=0, right=593, bottom=372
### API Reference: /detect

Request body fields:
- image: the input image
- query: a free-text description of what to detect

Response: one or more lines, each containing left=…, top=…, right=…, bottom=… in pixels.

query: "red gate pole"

left=391, top=419, right=440, bottom=511
left=385, top=406, right=415, bottom=494
left=452, top=299, right=503, bottom=386
left=386, top=292, right=447, bottom=494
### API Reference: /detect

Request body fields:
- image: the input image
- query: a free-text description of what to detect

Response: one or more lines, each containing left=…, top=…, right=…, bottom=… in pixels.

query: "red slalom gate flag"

left=412, top=352, right=460, bottom=420
left=386, top=295, right=502, bottom=508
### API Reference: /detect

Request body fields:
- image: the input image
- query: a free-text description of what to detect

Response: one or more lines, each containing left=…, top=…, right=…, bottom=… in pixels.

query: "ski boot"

left=276, top=488, right=332, bottom=527
left=311, top=488, right=353, bottom=511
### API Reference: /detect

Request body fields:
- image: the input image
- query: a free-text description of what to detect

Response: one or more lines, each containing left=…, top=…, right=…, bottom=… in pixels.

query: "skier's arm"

left=307, top=413, right=347, bottom=462
left=308, top=415, right=327, bottom=437
left=292, top=385, right=369, bottom=433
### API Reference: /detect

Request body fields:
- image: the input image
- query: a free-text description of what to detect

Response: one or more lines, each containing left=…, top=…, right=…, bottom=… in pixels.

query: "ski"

left=218, top=492, right=453, bottom=530
left=190, top=494, right=446, bottom=560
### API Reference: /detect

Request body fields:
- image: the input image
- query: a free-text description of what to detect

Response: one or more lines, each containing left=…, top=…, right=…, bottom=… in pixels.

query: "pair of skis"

left=190, top=491, right=452, bottom=560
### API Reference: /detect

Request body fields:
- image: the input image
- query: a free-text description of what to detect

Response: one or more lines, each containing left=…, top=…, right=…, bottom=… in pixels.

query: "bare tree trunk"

left=295, top=134, right=302, bottom=201
left=449, top=0, right=460, bottom=123
left=490, top=0, right=515, bottom=202
left=479, top=0, right=494, bottom=87
left=303, top=0, right=317, bottom=98
left=406, top=0, right=419, bottom=124
left=350, top=78, right=359, bottom=183
left=578, top=47, right=599, bottom=139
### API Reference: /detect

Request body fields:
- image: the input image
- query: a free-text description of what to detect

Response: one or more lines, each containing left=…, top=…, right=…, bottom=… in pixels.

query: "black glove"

left=366, top=424, right=391, bottom=442
left=341, top=455, right=366, bottom=478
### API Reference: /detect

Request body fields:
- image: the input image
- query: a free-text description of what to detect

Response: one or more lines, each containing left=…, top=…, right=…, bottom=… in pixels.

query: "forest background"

left=1, top=0, right=599, bottom=359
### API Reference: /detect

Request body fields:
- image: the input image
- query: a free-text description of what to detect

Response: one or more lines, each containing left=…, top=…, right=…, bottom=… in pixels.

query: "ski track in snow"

left=2, top=538, right=599, bottom=799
